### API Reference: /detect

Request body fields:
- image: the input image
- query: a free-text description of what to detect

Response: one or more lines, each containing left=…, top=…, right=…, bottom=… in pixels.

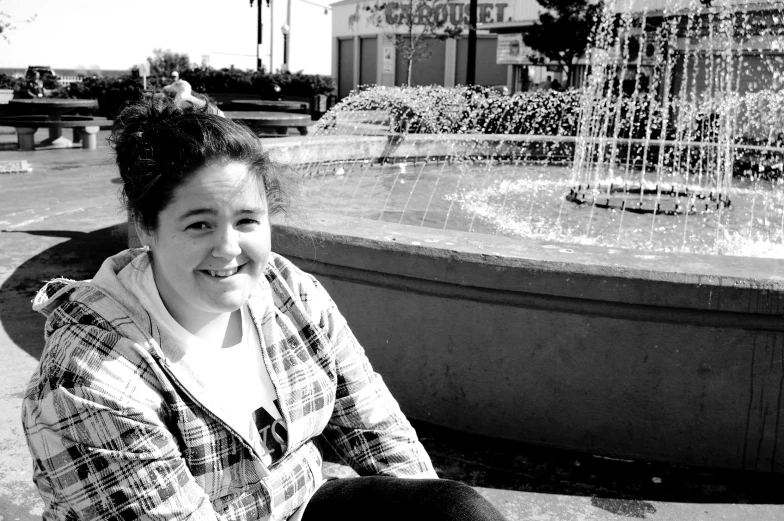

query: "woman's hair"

left=110, top=96, right=295, bottom=231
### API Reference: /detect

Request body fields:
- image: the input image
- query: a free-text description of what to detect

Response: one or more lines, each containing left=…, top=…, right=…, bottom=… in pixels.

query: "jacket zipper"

left=150, top=348, right=273, bottom=479
left=246, top=302, right=293, bottom=462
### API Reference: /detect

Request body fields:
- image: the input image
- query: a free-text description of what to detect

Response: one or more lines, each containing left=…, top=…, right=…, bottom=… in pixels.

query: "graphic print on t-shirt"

left=252, top=399, right=288, bottom=461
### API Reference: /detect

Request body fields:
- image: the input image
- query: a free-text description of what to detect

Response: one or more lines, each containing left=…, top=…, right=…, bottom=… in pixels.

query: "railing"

left=57, top=76, right=84, bottom=86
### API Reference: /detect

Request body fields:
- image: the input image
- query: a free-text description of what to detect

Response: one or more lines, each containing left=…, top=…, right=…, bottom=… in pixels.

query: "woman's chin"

left=206, top=295, right=250, bottom=315
left=196, top=273, right=255, bottom=305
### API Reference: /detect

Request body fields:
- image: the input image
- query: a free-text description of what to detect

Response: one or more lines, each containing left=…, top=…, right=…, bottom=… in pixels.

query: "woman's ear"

left=134, top=218, right=154, bottom=249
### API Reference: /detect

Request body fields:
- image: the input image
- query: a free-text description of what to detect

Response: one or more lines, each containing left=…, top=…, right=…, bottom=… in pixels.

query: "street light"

left=281, top=23, right=290, bottom=72
left=272, top=0, right=331, bottom=73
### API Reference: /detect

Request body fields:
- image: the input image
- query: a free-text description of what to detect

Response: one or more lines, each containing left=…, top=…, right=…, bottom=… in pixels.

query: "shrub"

left=59, top=75, right=145, bottom=118
left=327, top=85, right=676, bottom=140
left=329, top=85, right=463, bottom=133
left=470, top=89, right=583, bottom=136
left=41, top=67, right=334, bottom=118
left=732, top=89, right=784, bottom=144
left=267, top=71, right=335, bottom=98
left=0, top=72, right=57, bottom=95
left=0, top=73, right=24, bottom=90
left=181, top=67, right=334, bottom=98
left=182, top=67, right=261, bottom=95
left=599, top=94, right=668, bottom=140
left=327, top=85, right=585, bottom=135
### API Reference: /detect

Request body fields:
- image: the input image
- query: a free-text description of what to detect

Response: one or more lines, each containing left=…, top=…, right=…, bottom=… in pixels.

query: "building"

left=626, top=0, right=784, bottom=96
left=331, top=0, right=563, bottom=98
left=331, top=0, right=783, bottom=99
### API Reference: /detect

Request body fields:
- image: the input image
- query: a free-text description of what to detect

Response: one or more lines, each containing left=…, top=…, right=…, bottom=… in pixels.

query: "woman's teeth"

left=207, top=267, right=239, bottom=277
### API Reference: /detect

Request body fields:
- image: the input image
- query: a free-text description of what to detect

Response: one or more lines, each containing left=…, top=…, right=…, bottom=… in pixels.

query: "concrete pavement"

left=1, top=129, right=783, bottom=520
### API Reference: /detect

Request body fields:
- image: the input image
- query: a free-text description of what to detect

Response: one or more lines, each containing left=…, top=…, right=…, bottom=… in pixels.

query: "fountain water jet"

left=569, top=0, right=784, bottom=253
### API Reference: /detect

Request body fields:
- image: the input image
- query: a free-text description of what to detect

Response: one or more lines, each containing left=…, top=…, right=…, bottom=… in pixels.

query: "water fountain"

left=266, top=0, right=784, bottom=472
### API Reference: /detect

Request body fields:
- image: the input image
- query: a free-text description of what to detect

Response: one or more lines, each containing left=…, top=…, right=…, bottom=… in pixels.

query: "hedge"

left=41, top=68, right=335, bottom=118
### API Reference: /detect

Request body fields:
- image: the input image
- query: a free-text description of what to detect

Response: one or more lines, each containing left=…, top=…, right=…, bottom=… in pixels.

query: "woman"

left=22, top=98, right=507, bottom=521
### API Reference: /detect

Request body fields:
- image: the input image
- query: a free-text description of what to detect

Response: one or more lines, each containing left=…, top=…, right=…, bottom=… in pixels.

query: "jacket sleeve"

left=302, top=275, right=438, bottom=479
left=22, top=323, right=225, bottom=521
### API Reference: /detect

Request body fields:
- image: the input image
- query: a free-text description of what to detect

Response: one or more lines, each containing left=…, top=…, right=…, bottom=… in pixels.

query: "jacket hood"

left=31, top=247, right=277, bottom=365
left=32, top=248, right=146, bottom=319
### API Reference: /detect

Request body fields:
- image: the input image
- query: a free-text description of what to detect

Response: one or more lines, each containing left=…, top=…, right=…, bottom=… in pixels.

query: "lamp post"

left=282, top=0, right=292, bottom=72
left=270, top=0, right=275, bottom=71
left=278, top=0, right=330, bottom=73
left=281, top=23, right=290, bottom=71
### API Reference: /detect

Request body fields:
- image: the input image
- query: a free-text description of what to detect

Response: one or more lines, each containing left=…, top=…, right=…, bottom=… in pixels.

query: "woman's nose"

left=212, top=227, right=242, bottom=259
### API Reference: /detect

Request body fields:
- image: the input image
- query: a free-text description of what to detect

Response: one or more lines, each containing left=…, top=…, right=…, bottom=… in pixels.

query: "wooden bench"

left=0, top=115, right=113, bottom=150
left=224, top=111, right=313, bottom=137
left=229, top=99, right=310, bottom=114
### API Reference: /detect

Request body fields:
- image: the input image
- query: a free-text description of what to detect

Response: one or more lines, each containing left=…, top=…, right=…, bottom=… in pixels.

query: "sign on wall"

left=383, top=46, right=394, bottom=73
left=496, top=33, right=539, bottom=65
left=383, top=1, right=509, bottom=26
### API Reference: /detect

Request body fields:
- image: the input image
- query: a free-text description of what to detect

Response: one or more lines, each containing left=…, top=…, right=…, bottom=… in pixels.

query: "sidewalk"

left=1, top=130, right=783, bottom=520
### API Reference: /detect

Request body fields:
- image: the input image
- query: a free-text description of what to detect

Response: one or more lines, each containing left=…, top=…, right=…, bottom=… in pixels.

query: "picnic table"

left=224, top=111, right=312, bottom=136
left=7, top=99, right=100, bottom=148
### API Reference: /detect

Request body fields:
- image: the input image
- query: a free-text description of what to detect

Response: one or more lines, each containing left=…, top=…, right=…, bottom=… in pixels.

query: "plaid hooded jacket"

left=22, top=249, right=436, bottom=521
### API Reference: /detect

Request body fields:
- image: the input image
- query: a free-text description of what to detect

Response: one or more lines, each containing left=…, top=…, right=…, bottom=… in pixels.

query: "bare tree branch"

left=362, top=0, right=465, bottom=85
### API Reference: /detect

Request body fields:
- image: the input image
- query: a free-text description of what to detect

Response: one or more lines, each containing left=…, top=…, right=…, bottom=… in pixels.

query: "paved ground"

left=1, top=128, right=784, bottom=520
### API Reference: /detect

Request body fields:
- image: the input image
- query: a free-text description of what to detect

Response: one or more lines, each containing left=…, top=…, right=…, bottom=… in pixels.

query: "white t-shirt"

left=117, top=253, right=287, bottom=467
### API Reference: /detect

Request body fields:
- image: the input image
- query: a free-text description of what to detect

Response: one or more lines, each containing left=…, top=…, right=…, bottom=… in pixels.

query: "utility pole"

left=252, top=0, right=264, bottom=71
left=466, top=0, right=477, bottom=84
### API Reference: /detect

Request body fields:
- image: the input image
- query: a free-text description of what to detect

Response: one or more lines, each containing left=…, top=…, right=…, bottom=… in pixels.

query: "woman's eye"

left=186, top=222, right=210, bottom=230
left=238, top=218, right=260, bottom=226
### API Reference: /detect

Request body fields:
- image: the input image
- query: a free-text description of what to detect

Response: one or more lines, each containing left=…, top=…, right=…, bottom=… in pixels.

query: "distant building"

left=622, top=0, right=784, bottom=95
left=331, top=0, right=783, bottom=99
left=331, top=0, right=559, bottom=98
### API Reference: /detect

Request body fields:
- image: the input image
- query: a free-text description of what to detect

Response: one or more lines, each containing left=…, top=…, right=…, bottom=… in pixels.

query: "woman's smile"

left=201, top=263, right=246, bottom=278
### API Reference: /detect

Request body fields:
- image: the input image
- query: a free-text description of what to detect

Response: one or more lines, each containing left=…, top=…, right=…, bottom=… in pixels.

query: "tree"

left=362, top=0, right=464, bottom=86
left=0, top=1, right=37, bottom=43
left=146, top=48, right=192, bottom=83
left=523, top=0, right=603, bottom=86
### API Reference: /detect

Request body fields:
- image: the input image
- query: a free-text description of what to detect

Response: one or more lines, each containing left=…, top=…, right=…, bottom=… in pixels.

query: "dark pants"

left=301, top=477, right=508, bottom=521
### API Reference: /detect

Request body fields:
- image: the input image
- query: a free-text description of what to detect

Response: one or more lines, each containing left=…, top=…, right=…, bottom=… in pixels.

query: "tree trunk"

left=562, top=60, right=571, bottom=89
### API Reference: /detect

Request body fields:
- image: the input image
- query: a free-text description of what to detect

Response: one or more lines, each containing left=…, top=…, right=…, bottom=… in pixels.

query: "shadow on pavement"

left=405, top=414, right=784, bottom=505
left=0, top=225, right=128, bottom=361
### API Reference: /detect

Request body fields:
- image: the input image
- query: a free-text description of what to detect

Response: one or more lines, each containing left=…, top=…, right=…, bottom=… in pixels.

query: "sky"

left=0, top=0, right=338, bottom=74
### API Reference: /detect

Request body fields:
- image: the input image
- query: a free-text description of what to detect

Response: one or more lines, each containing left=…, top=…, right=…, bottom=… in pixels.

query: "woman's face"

left=138, top=160, right=271, bottom=328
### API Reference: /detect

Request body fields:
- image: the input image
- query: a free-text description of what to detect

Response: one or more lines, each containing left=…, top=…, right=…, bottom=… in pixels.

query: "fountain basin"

left=268, top=135, right=784, bottom=472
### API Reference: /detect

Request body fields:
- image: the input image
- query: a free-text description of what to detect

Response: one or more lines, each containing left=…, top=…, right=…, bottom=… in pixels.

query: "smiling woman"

left=135, top=162, right=272, bottom=348
left=19, top=97, right=508, bottom=521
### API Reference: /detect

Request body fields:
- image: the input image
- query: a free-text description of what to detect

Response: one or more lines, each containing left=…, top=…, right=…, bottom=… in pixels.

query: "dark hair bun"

left=110, top=96, right=293, bottom=231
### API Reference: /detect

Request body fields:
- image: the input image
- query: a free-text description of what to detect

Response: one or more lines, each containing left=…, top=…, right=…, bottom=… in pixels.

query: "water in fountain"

left=291, top=0, right=784, bottom=258
left=569, top=0, right=784, bottom=256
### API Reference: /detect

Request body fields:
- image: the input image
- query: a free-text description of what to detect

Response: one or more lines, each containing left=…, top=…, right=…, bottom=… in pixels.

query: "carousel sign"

left=382, top=1, right=509, bottom=26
